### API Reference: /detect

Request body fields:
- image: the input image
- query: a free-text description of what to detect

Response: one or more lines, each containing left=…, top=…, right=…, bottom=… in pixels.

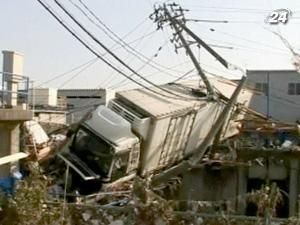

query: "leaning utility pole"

left=172, top=20, right=229, bottom=69
left=150, top=2, right=248, bottom=185
left=163, top=5, right=215, bottom=97
left=151, top=3, right=232, bottom=98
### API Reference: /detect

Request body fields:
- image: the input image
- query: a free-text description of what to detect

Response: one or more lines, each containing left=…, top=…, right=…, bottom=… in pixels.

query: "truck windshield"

left=72, top=127, right=114, bottom=178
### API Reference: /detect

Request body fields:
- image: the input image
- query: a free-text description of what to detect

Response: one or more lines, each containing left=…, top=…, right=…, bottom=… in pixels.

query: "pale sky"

left=1, top=0, right=300, bottom=89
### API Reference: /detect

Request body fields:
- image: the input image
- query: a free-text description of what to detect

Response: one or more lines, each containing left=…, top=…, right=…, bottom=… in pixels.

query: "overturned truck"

left=51, top=76, right=252, bottom=195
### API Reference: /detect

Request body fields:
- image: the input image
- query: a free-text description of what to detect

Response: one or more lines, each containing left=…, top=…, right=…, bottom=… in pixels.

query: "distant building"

left=27, top=88, right=114, bottom=125
left=28, top=88, right=57, bottom=107
left=57, top=88, right=114, bottom=124
left=246, top=69, right=300, bottom=122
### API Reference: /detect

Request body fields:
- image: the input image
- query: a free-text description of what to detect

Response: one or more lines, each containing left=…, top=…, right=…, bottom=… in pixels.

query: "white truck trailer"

left=57, top=78, right=253, bottom=194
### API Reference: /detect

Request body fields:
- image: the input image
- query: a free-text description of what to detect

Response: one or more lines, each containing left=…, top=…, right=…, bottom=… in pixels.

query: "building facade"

left=28, top=88, right=57, bottom=107
left=57, top=88, right=114, bottom=124
left=247, top=70, right=300, bottom=122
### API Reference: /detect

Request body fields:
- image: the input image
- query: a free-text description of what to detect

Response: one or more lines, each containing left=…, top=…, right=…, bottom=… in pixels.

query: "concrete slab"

left=0, top=109, right=32, bottom=121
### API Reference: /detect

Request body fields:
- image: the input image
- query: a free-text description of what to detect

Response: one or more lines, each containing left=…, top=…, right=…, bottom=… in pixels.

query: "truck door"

left=158, top=111, right=196, bottom=167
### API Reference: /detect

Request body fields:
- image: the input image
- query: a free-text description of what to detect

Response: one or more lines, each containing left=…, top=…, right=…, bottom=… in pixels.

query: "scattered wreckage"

left=19, top=78, right=300, bottom=221
left=31, top=2, right=256, bottom=201
left=23, top=120, right=67, bottom=162
left=10, top=2, right=300, bottom=222
left=34, top=76, right=250, bottom=197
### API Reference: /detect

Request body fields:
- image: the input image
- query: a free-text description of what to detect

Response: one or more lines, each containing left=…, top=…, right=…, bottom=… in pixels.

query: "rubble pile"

left=236, top=119, right=300, bottom=150
left=23, top=120, right=67, bottom=162
left=0, top=170, right=293, bottom=225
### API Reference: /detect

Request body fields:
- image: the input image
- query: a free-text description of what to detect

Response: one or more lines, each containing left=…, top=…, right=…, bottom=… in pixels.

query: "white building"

left=247, top=70, right=300, bottom=122
left=57, top=88, right=114, bottom=124
left=28, top=88, right=57, bottom=107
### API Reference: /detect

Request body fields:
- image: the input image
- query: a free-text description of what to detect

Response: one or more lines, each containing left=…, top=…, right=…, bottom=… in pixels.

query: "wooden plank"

left=0, top=152, right=28, bottom=166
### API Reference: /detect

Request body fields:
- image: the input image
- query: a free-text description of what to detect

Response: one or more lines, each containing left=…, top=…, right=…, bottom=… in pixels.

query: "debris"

left=281, top=140, right=293, bottom=149
left=90, top=220, right=100, bottom=225
left=0, top=153, right=28, bottom=166
left=14, top=2, right=300, bottom=223
left=23, top=120, right=67, bottom=161
left=108, top=220, right=124, bottom=225
left=24, top=120, right=49, bottom=146
left=82, top=211, right=92, bottom=221
left=50, top=133, right=66, bottom=142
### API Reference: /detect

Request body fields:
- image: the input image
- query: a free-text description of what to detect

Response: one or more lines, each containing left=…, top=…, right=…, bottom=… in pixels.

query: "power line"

left=207, top=27, right=288, bottom=52
left=28, top=29, right=157, bottom=88
left=108, top=58, right=196, bottom=89
left=187, top=5, right=271, bottom=11
left=58, top=58, right=98, bottom=88
left=190, top=21, right=290, bottom=54
left=188, top=19, right=265, bottom=24
left=69, top=0, right=184, bottom=76
left=169, top=68, right=195, bottom=83
left=37, top=0, right=198, bottom=101
left=203, top=38, right=291, bottom=56
left=106, top=58, right=191, bottom=89
left=101, top=22, right=163, bottom=88
left=103, top=21, right=175, bottom=89
left=184, top=5, right=273, bottom=13
left=107, top=40, right=170, bottom=89
left=53, top=0, right=201, bottom=100
left=100, top=23, right=170, bottom=89
left=20, top=58, right=97, bottom=88
left=97, top=31, right=182, bottom=89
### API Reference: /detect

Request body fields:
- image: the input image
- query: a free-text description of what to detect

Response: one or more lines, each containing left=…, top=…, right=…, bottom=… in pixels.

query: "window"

left=73, top=127, right=114, bottom=177
left=255, top=83, right=268, bottom=95
left=288, top=83, right=300, bottom=95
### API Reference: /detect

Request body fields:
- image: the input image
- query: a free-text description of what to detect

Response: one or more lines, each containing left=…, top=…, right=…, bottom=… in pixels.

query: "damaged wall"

left=179, top=166, right=240, bottom=202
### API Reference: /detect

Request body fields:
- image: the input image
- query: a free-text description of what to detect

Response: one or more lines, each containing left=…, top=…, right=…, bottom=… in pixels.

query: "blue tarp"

left=0, top=171, right=22, bottom=195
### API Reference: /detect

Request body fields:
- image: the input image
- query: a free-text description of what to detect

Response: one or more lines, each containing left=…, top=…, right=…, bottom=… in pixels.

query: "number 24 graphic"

left=266, top=9, right=292, bottom=24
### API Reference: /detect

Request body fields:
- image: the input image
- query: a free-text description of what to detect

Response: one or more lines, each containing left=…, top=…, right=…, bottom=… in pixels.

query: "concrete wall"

left=0, top=123, right=20, bottom=177
left=178, top=159, right=300, bottom=217
left=247, top=70, right=300, bottom=122
left=0, top=50, right=32, bottom=178
left=179, top=167, right=239, bottom=202
left=34, top=111, right=66, bottom=124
